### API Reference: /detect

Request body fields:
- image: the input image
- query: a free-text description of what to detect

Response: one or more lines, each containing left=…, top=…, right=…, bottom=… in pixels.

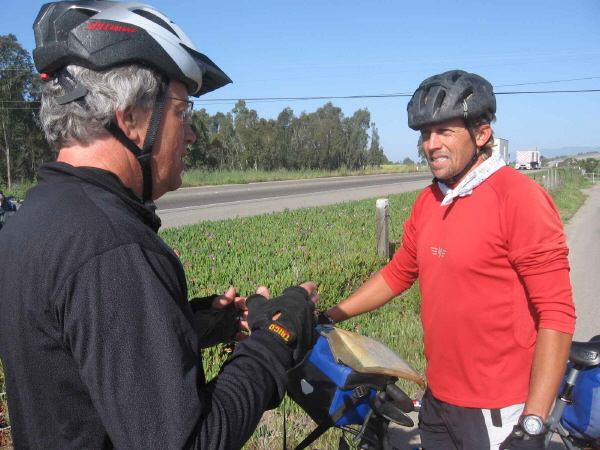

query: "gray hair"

left=40, top=64, right=161, bottom=150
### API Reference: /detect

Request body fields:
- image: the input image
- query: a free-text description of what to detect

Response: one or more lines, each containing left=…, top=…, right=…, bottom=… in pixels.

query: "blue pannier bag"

left=287, top=325, right=423, bottom=450
left=0, top=190, right=17, bottom=229
left=560, top=365, right=600, bottom=439
left=288, top=333, right=383, bottom=427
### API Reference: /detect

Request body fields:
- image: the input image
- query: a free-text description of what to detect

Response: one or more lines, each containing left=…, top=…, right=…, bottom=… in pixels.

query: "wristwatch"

left=519, top=414, right=546, bottom=436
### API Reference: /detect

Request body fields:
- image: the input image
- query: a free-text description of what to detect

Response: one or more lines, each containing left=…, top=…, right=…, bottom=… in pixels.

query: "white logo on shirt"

left=431, top=247, right=447, bottom=258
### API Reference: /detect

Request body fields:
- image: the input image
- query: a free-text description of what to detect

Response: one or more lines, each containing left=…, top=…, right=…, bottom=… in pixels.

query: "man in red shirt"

left=319, top=70, right=576, bottom=449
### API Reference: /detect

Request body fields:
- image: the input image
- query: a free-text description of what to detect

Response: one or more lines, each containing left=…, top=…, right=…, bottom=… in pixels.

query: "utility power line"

left=494, top=76, right=600, bottom=87
left=497, top=89, right=600, bottom=95
left=1, top=88, right=600, bottom=110
left=194, top=89, right=600, bottom=105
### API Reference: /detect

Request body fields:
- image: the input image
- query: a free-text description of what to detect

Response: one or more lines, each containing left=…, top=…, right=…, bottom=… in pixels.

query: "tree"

left=180, top=100, right=388, bottom=172
left=558, top=157, right=579, bottom=168
left=290, top=112, right=314, bottom=169
left=314, top=103, right=346, bottom=170
left=417, top=135, right=427, bottom=164
left=0, top=34, right=50, bottom=188
left=204, top=111, right=235, bottom=169
left=232, top=100, right=265, bottom=170
left=367, top=124, right=386, bottom=166
left=275, top=107, right=294, bottom=168
left=344, top=108, right=370, bottom=169
left=402, top=157, right=415, bottom=165
left=582, top=158, right=599, bottom=173
left=187, top=109, right=211, bottom=168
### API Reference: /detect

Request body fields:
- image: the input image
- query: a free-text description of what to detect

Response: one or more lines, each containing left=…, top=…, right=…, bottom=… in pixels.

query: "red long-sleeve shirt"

left=380, top=167, right=576, bottom=408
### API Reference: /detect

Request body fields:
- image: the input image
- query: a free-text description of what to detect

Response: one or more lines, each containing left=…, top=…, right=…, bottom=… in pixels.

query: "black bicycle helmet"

left=33, top=1, right=232, bottom=203
left=407, top=70, right=495, bottom=130
left=33, top=0, right=232, bottom=96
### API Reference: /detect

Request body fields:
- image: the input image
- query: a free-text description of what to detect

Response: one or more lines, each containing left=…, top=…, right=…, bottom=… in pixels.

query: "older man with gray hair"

left=0, top=2, right=318, bottom=449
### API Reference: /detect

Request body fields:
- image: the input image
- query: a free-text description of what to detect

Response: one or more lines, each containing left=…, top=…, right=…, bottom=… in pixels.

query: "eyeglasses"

left=165, top=96, right=194, bottom=122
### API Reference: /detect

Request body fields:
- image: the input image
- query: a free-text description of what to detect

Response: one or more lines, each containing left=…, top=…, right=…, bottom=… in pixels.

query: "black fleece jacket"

left=0, top=162, right=292, bottom=449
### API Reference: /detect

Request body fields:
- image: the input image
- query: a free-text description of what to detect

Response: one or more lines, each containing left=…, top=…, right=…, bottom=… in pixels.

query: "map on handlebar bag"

left=318, top=325, right=425, bottom=387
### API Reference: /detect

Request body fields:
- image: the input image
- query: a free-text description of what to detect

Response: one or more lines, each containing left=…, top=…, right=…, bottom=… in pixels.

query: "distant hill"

left=507, top=146, right=600, bottom=164
left=535, top=147, right=600, bottom=159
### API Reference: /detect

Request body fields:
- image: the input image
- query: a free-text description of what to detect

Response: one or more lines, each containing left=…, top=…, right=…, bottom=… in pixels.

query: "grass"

left=542, top=172, right=592, bottom=222
left=526, top=169, right=592, bottom=222
left=0, top=181, right=35, bottom=202
left=0, top=171, right=592, bottom=449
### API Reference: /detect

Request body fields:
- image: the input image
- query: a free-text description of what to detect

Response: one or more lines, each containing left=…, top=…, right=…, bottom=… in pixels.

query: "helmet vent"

left=456, top=87, right=474, bottom=107
left=133, top=9, right=179, bottom=38
left=55, top=8, right=97, bottom=41
left=433, top=89, right=446, bottom=110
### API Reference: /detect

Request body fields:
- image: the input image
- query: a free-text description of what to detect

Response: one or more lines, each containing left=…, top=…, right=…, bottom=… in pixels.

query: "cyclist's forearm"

left=523, top=328, right=573, bottom=419
left=197, top=330, right=292, bottom=449
left=326, top=272, right=397, bottom=322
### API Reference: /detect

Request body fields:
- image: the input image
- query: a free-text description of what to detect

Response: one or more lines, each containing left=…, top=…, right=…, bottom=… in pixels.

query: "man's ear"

left=475, top=123, right=492, bottom=146
left=114, top=106, right=147, bottom=145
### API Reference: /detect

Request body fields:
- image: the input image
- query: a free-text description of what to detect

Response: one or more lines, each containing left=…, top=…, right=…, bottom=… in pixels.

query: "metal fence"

left=583, top=172, right=598, bottom=184
left=530, top=169, right=579, bottom=191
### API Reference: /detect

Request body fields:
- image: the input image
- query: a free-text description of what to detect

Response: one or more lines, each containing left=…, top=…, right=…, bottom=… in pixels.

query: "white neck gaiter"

left=437, top=152, right=506, bottom=206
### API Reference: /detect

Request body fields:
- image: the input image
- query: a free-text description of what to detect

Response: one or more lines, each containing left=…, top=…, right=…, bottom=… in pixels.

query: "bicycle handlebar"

left=384, top=383, right=414, bottom=413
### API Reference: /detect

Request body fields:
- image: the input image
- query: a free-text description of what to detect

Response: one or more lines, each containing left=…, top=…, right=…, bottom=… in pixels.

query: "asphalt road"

left=155, top=170, right=548, bottom=229
left=155, top=172, right=433, bottom=228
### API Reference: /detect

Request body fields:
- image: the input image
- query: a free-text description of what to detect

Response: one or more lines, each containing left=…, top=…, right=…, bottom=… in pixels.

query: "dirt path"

left=563, top=185, right=600, bottom=341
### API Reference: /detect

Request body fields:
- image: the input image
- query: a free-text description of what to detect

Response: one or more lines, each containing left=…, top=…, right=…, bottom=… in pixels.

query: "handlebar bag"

left=560, top=365, right=600, bottom=439
left=288, top=334, right=388, bottom=426
left=0, top=197, right=17, bottom=212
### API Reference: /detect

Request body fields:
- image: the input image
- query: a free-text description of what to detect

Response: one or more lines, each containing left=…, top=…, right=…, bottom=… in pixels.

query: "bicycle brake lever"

left=369, top=393, right=415, bottom=427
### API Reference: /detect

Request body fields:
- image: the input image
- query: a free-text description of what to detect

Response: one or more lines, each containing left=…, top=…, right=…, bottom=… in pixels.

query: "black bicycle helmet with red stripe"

left=33, top=0, right=231, bottom=96
left=33, top=1, right=232, bottom=203
left=407, top=70, right=495, bottom=130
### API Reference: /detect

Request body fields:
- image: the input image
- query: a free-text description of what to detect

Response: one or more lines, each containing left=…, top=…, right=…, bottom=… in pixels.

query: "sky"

left=2, top=0, right=600, bottom=163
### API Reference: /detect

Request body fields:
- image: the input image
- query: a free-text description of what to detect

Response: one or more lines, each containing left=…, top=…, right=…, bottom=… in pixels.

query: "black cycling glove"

left=499, top=425, right=546, bottom=450
left=246, top=285, right=317, bottom=366
left=190, top=295, right=240, bottom=349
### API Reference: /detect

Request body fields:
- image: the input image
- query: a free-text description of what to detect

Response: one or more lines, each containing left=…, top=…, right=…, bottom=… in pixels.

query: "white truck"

left=491, top=138, right=509, bottom=165
left=515, top=150, right=540, bottom=170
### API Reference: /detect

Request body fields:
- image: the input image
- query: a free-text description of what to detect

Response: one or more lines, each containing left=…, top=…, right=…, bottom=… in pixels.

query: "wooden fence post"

left=376, top=198, right=390, bottom=259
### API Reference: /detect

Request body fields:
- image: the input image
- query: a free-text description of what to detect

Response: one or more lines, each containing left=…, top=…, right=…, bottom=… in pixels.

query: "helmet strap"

left=104, top=77, right=170, bottom=204
left=139, top=77, right=169, bottom=203
left=55, top=69, right=88, bottom=106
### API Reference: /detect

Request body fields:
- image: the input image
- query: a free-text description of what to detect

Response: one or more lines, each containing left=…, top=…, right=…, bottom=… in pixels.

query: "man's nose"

left=427, top=132, right=442, bottom=151
left=184, top=122, right=196, bottom=145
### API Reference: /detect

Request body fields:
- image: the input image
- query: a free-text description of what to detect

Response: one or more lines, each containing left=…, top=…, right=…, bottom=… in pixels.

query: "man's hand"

left=191, top=286, right=251, bottom=348
left=211, top=286, right=249, bottom=342
left=499, top=425, right=546, bottom=449
left=246, top=282, right=319, bottom=366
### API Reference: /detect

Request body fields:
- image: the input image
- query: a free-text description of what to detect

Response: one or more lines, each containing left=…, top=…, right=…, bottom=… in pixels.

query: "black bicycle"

left=288, top=327, right=600, bottom=450
left=545, top=335, right=600, bottom=449
left=287, top=325, right=423, bottom=450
